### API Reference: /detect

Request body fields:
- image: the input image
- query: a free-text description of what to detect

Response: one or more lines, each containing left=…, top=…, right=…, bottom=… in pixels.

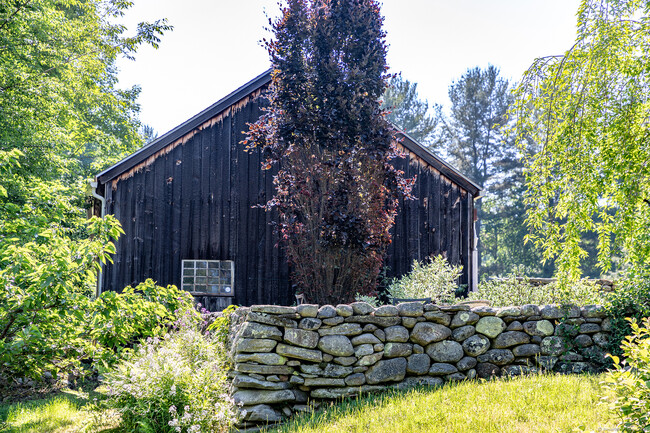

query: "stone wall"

left=229, top=302, right=611, bottom=430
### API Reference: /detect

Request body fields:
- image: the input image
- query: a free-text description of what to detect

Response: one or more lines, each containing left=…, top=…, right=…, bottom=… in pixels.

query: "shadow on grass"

left=0, top=382, right=121, bottom=433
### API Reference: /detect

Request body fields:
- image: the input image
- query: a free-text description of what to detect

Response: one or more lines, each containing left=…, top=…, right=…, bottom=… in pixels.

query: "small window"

left=181, top=260, right=234, bottom=296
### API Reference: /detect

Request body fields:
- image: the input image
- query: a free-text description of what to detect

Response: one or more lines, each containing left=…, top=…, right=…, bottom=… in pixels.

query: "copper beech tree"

left=245, top=0, right=412, bottom=304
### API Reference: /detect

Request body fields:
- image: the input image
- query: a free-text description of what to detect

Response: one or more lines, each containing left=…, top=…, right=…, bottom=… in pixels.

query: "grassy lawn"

left=0, top=374, right=616, bottom=433
left=268, top=374, right=616, bottom=433
left=0, top=385, right=120, bottom=433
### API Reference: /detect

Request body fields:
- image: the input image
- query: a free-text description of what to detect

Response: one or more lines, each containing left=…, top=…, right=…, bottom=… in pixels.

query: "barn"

left=91, top=70, right=481, bottom=310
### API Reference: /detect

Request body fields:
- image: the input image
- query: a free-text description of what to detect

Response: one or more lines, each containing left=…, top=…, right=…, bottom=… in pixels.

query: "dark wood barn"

left=92, top=70, right=481, bottom=309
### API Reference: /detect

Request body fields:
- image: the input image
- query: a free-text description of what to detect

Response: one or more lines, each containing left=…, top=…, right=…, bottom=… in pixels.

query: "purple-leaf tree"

left=245, top=0, right=413, bottom=304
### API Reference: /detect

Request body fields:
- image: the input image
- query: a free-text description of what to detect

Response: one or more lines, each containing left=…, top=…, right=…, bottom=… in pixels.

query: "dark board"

left=101, top=94, right=475, bottom=307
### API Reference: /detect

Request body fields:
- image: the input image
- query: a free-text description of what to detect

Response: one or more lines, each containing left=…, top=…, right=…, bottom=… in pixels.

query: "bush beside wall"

left=228, top=301, right=611, bottom=430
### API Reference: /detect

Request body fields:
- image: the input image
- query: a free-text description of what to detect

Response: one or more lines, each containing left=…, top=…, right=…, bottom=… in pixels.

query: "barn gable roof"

left=96, top=70, right=481, bottom=195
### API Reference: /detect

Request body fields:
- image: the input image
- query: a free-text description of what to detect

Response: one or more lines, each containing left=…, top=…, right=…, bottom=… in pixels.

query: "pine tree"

left=382, top=75, right=439, bottom=146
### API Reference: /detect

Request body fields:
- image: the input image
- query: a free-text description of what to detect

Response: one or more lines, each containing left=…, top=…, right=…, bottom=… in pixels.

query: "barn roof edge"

left=96, top=69, right=481, bottom=195
left=96, top=69, right=273, bottom=184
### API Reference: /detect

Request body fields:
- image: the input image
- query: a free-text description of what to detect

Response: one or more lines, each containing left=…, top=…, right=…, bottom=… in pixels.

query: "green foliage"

left=464, top=274, right=603, bottom=307
left=604, top=317, right=650, bottom=432
left=246, top=0, right=411, bottom=304
left=106, top=319, right=236, bottom=433
left=0, top=214, right=122, bottom=379
left=602, top=273, right=650, bottom=357
left=512, top=0, right=650, bottom=280
left=0, top=154, right=196, bottom=379
left=206, top=304, right=238, bottom=347
left=0, top=0, right=171, bottom=179
left=354, top=293, right=380, bottom=307
left=434, top=65, right=513, bottom=189
left=89, top=280, right=198, bottom=370
left=382, top=75, right=439, bottom=146
left=0, top=1, right=176, bottom=383
left=388, top=256, right=461, bottom=304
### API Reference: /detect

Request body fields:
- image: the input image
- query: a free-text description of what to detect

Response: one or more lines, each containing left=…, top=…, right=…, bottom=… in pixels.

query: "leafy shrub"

left=88, top=280, right=198, bottom=370
left=604, top=317, right=650, bottom=432
left=388, top=256, right=461, bottom=304
left=0, top=215, right=122, bottom=380
left=602, top=272, right=650, bottom=357
left=106, top=316, right=236, bottom=433
left=354, top=293, right=380, bottom=307
left=0, top=157, right=198, bottom=379
left=463, top=275, right=603, bottom=307
left=206, top=304, right=238, bottom=347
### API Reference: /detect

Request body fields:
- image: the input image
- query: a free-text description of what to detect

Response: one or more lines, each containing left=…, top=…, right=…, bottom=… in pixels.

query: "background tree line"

left=383, top=66, right=608, bottom=280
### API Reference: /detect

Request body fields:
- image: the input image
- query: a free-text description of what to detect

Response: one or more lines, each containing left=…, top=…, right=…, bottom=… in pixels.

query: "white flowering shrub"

left=388, top=255, right=462, bottom=304
left=105, top=311, right=236, bottom=433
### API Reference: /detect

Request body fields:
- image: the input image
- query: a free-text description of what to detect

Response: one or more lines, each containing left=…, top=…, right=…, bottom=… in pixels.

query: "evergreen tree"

left=433, top=66, right=513, bottom=272
left=382, top=75, right=439, bottom=146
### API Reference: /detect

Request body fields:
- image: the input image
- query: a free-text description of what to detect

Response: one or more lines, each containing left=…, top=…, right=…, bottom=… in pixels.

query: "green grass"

left=0, top=374, right=616, bottom=433
left=0, top=386, right=120, bottom=433
left=267, top=374, right=615, bottom=433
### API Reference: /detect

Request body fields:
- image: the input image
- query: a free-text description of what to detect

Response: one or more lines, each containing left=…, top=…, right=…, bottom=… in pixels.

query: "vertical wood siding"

left=102, top=95, right=475, bottom=307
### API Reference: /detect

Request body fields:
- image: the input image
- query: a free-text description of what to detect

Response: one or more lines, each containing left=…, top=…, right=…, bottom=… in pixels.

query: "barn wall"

left=386, top=151, right=474, bottom=294
left=103, top=95, right=292, bottom=307
left=101, top=96, right=475, bottom=306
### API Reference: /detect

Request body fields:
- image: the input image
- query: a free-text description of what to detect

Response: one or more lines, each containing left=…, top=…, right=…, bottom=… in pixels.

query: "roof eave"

left=395, top=131, right=482, bottom=195
left=96, top=69, right=273, bottom=185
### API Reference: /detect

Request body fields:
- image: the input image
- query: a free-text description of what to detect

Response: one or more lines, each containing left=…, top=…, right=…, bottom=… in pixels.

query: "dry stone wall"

left=229, top=302, right=611, bottom=430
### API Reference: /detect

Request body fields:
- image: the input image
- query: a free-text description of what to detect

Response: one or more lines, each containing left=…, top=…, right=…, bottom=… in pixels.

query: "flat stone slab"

left=233, top=389, right=295, bottom=406
left=284, top=328, right=319, bottom=348
left=462, top=334, right=490, bottom=357
left=365, top=358, right=407, bottom=384
left=426, top=340, right=464, bottom=363
left=276, top=343, right=323, bottom=362
left=406, top=353, right=431, bottom=375
left=247, top=312, right=297, bottom=328
left=318, top=335, right=355, bottom=357
left=233, top=375, right=291, bottom=390
left=303, top=378, right=346, bottom=387
left=397, top=302, right=424, bottom=317
left=493, top=331, right=530, bottom=349
left=477, top=349, right=515, bottom=366
left=475, top=316, right=506, bottom=338
left=450, top=311, right=480, bottom=328
left=237, top=322, right=283, bottom=341
left=234, top=338, right=278, bottom=353
left=235, top=364, right=294, bottom=375
left=384, top=326, right=410, bottom=342
left=240, top=404, right=283, bottom=423
left=523, top=320, right=554, bottom=337
left=318, top=323, right=363, bottom=336
left=234, top=353, right=287, bottom=366
left=251, top=305, right=297, bottom=315
left=345, top=316, right=402, bottom=327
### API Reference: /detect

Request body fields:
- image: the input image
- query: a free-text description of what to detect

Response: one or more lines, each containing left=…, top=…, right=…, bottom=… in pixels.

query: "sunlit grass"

left=0, top=374, right=616, bottom=433
left=0, top=386, right=120, bottom=433
left=267, top=374, right=615, bottom=433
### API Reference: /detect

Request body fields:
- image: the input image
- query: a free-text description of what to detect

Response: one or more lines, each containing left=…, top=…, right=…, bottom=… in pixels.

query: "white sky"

left=116, top=0, right=581, bottom=136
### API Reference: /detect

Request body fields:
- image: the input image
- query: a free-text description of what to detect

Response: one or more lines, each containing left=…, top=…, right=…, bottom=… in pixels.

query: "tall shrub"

left=604, top=317, right=650, bottom=432
left=246, top=0, right=411, bottom=304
